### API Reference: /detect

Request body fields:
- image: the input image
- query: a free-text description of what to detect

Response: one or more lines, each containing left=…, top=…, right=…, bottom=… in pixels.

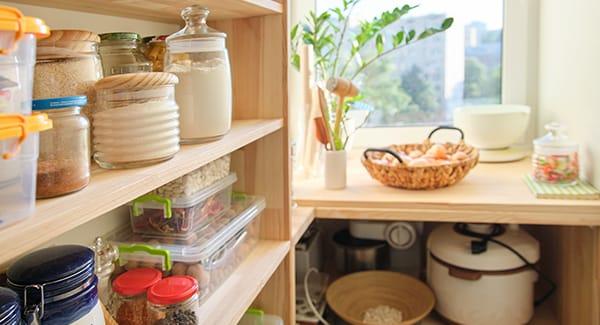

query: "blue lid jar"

left=0, top=287, right=21, bottom=325
left=7, top=245, right=99, bottom=325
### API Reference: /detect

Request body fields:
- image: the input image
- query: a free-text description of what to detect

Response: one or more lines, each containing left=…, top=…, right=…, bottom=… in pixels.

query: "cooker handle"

left=447, top=265, right=482, bottom=281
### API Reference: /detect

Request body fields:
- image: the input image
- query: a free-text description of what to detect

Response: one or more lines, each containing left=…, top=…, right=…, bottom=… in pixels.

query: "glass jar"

left=112, top=268, right=162, bottom=325
left=32, top=96, right=90, bottom=198
left=98, top=32, right=152, bottom=76
left=166, top=6, right=232, bottom=144
left=147, top=276, right=200, bottom=325
left=145, top=35, right=168, bottom=72
left=532, top=122, right=579, bottom=184
left=93, top=72, right=180, bottom=169
left=92, top=237, right=119, bottom=309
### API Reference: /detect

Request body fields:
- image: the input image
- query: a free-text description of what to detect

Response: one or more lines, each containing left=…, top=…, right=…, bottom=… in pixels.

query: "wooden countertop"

left=294, top=154, right=600, bottom=226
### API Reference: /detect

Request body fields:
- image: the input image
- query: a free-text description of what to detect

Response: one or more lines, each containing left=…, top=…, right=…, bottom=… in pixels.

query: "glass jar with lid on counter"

left=166, top=6, right=232, bottom=144
left=32, top=96, right=90, bottom=198
left=532, top=122, right=579, bottom=184
left=98, top=32, right=152, bottom=76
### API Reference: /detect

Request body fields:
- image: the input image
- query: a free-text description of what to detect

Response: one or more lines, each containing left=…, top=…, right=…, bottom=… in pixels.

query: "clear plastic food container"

left=114, top=195, right=265, bottom=303
left=129, top=172, right=237, bottom=237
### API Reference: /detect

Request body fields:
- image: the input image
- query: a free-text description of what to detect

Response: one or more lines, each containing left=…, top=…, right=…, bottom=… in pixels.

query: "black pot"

left=333, top=229, right=389, bottom=274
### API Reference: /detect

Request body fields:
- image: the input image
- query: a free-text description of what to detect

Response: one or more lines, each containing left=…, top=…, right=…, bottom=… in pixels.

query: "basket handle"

left=428, top=126, right=464, bottom=142
left=363, top=148, right=403, bottom=164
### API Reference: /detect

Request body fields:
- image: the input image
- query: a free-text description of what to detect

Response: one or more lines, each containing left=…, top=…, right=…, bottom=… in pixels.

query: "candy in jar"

left=532, top=122, right=579, bottom=184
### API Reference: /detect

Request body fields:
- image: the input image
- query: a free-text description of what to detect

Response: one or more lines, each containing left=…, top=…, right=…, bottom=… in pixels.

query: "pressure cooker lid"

left=428, top=224, right=539, bottom=271
left=0, top=287, right=20, bottom=323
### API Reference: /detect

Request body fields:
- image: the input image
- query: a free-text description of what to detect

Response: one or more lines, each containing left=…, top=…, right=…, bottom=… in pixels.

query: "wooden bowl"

left=326, top=271, right=435, bottom=325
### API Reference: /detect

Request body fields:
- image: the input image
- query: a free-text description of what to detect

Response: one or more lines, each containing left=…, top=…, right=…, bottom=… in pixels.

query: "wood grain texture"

left=292, top=207, right=315, bottom=245
left=0, top=119, right=282, bottom=268
left=196, top=240, right=290, bottom=324
left=253, top=253, right=295, bottom=324
left=294, top=153, right=600, bottom=226
left=8, top=0, right=283, bottom=23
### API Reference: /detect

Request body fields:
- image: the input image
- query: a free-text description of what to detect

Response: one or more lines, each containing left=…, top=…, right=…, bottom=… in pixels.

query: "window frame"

left=351, top=0, right=536, bottom=148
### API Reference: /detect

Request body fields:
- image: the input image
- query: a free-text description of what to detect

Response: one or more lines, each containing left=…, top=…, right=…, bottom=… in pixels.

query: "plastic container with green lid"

left=99, top=32, right=152, bottom=76
left=532, top=122, right=579, bottom=184
left=113, top=195, right=265, bottom=303
left=239, top=308, right=284, bottom=325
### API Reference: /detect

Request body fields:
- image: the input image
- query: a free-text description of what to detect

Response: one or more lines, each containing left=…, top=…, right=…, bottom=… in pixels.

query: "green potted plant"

left=291, top=1, right=453, bottom=189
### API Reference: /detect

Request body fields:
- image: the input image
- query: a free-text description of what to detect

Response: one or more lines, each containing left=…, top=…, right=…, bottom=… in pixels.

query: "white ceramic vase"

left=324, top=150, right=347, bottom=190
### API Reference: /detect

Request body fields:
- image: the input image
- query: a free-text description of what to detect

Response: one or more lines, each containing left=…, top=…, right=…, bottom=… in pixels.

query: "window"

left=316, top=0, right=504, bottom=128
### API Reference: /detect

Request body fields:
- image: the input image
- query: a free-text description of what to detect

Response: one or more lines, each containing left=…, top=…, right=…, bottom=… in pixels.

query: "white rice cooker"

left=427, top=223, right=540, bottom=324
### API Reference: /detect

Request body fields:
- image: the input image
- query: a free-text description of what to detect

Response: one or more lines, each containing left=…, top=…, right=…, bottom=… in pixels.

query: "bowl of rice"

left=326, top=271, right=434, bottom=325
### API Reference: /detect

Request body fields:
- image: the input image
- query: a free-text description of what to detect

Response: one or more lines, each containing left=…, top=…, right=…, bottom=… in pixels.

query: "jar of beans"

left=532, top=122, right=579, bottom=184
left=111, top=268, right=162, bottom=325
left=147, top=276, right=200, bottom=325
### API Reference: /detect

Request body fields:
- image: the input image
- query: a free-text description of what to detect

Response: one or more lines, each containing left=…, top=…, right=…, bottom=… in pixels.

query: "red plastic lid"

left=147, top=275, right=198, bottom=305
left=112, top=268, right=162, bottom=296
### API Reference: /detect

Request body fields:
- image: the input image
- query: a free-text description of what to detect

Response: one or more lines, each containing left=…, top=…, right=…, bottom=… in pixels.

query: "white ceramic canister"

left=427, top=224, right=540, bottom=324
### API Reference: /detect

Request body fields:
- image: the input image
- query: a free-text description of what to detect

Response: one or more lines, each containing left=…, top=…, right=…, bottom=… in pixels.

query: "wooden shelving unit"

left=292, top=207, right=315, bottom=245
left=9, top=0, right=283, bottom=23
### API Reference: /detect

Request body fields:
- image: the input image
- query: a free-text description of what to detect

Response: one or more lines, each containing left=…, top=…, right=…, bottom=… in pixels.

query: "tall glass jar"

left=532, top=122, right=579, bottom=184
left=32, top=96, right=90, bottom=198
left=147, top=276, right=200, bottom=325
left=112, top=268, right=162, bottom=325
left=98, top=32, right=152, bottom=76
left=166, top=6, right=232, bottom=144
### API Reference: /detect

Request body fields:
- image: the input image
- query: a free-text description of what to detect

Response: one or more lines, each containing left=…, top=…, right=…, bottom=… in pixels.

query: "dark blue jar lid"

left=0, top=287, right=20, bottom=324
left=32, top=96, right=87, bottom=111
left=7, top=245, right=94, bottom=286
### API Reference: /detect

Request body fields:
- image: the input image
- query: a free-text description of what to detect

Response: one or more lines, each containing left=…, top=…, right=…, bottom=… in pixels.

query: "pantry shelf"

left=196, top=240, right=290, bottom=324
left=292, top=207, right=315, bottom=245
left=0, top=119, right=283, bottom=267
left=9, top=0, right=283, bottom=23
left=294, top=153, right=600, bottom=226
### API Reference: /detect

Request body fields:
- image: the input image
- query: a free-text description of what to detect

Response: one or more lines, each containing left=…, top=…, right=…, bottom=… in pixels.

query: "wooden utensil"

left=318, top=87, right=335, bottom=149
left=326, top=77, right=359, bottom=140
left=314, top=116, right=329, bottom=147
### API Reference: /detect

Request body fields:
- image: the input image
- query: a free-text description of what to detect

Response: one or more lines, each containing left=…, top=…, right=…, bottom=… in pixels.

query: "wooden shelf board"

left=196, top=240, right=290, bottom=324
left=291, top=207, right=315, bottom=245
left=9, top=0, right=283, bottom=23
left=0, top=119, right=282, bottom=266
left=294, top=153, right=600, bottom=226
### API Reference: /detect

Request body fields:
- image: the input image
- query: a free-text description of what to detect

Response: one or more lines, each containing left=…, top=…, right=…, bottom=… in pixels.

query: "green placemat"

left=524, top=175, right=600, bottom=200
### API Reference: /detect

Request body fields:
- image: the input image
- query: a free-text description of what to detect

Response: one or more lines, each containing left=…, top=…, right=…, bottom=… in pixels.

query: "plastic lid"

left=428, top=224, right=539, bottom=271
left=0, top=6, right=22, bottom=33
left=534, top=122, right=578, bottom=155
left=33, top=96, right=87, bottom=111
left=147, top=276, right=198, bottom=305
left=24, top=16, right=50, bottom=39
left=0, top=287, right=19, bottom=323
left=112, top=268, right=162, bottom=296
left=100, top=32, right=141, bottom=42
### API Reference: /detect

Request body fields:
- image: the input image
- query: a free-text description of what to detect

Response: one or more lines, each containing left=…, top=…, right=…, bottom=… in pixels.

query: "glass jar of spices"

left=32, top=96, right=90, bottom=198
left=532, top=122, right=579, bottom=184
left=147, top=276, right=200, bottom=325
left=112, top=268, right=162, bottom=325
left=98, top=32, right=152, bottom=76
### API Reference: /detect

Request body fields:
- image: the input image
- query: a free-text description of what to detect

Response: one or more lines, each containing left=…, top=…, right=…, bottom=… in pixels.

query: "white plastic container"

left=129, top=172, right=237, bottom=237
left=115, top=195, right=264, bottom=303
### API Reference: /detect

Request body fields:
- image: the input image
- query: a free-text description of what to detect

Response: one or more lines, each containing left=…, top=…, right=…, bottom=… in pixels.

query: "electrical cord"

left=454, top=223, right=556, bottom=306
left=304, top=268, right=330, bottom=325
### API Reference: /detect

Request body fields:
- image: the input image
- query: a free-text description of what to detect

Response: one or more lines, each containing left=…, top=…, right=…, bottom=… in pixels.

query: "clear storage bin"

left=129, top=172, right=237, bottom=237
left=114, top=195, right=264, bottom=303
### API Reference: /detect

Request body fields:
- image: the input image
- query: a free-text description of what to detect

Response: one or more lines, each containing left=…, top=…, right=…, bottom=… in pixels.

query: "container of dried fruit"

left=98, top=32, right=152, bottom=76
left=362, top=126, right=479, bottom=190
left=147, top=276, right=200, bottom=325
left=532, top=122, right=579, bottom=184
left=129, top=172, right=237, bottom=237
left=111, top=268, right=162, bottom=325
left=93, top=72, right=180, bottom=169
left=32, top=96, right=90, bottom=198
left=114, top=195, right=264, bottom=304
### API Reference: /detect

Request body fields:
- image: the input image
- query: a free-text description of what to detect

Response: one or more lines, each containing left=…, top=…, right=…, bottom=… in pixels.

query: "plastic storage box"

left=129, top=173, right=237, bottom=237
left=239, top=308, right=284, bottom=325
left=115, top=195, right=265, bottom=303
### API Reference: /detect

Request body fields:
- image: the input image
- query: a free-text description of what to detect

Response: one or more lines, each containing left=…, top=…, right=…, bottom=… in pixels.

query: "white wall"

left=537, top=0, right=600, bottom=187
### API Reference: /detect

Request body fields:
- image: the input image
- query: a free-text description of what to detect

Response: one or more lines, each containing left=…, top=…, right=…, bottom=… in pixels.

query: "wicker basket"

left=362, top=126, right=479, bottom=190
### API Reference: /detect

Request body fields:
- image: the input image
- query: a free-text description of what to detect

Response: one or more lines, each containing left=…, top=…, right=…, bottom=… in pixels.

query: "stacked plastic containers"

left=0, top=6, right=51, bottom=229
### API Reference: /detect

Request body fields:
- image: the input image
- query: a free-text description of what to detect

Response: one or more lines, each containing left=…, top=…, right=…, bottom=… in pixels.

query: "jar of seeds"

left=147, top=276, right=200, bottom=325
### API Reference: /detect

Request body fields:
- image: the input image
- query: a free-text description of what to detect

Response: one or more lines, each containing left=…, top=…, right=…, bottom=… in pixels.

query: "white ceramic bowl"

left=453, top=105, right=531, bottom=149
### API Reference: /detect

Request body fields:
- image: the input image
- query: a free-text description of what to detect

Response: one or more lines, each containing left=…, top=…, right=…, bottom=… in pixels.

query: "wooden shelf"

left=197, top=240, right=290, bottom=324
left=294, top=153, right=600, bottom=226
left=291, top=207, right=315, bottom=245
left=0, top=119, right=282, bottom=266
left=10, top=0, right=283, bottom=23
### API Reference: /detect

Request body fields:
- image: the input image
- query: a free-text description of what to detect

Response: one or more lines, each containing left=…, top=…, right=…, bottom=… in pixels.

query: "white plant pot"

left=324, top=150, right=347, bottom=190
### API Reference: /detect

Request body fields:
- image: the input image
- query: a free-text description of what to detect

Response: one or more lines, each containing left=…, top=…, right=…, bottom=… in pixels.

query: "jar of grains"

left=32, top=96, right=90, bottom=198
left=34, top=29, right=102, bottom=119
left=145, top=35, right=168, bottom=72
left=93, top=72, right=180, bottom=169
left=147, top=276, right=200, bottom=325
left=166, top=6, right=232, bottom=144
left=112, top=268, right=162, bottom=325
left=98, top=32, right=152, bottom=76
